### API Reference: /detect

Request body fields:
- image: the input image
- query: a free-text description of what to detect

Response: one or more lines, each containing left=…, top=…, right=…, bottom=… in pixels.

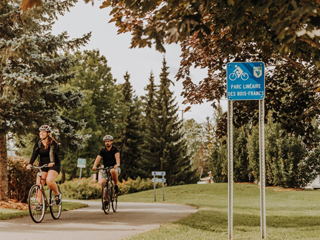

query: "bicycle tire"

left=241, top=72, right=249, bottom=80
left=28, top=185, right=45, bottom=223
left=49, top=184, right=62, bottom=220
left=112, top=186, right=117, bottom=212
left=102, top=183, right=110, bottom=214
left=229, top=73, right=237, bottom=81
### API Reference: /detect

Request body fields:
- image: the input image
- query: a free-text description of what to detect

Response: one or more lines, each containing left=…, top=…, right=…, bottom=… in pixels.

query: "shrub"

left=60, top=176, right=164, bottom=199
left=8, top=156, right=37, bottom=203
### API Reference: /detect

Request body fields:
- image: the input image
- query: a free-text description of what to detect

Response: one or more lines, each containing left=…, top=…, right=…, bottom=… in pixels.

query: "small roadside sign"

left=152, top=178, right=166, bottom=183
left=152, top=171, right=166, bottom=176
left=77, top=158, right=86, bottom=168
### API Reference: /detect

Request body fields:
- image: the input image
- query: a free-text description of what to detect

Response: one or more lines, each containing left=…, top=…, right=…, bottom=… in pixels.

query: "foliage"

left=60, top=177, right=101, bottom=200
left=7, top=156, right=37, bottom=203
left=60, top=49, right=121, bottom=180
left=60, top=176, right=161, bottom=199
left=141, top=58, right=198, bottom=186
left=264, top=120, right=320, bottom=188
left=0, top=0, right=90, bottom=200
left=116, top=72, right=143, bottom=180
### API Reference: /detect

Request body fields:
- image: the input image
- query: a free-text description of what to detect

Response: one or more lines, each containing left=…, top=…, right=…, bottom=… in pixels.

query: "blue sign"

left=227, top=62, right=265, bottom=100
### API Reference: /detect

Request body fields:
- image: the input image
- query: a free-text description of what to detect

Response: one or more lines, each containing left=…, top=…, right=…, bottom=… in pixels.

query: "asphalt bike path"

left=0, top=200, right=197, bottom=240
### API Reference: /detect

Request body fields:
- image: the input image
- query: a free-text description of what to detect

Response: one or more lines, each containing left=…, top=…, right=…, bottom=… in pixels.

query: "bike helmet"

left=103, top=135, right=113, bottom=141
left=39, top=125, right=51, bottom=132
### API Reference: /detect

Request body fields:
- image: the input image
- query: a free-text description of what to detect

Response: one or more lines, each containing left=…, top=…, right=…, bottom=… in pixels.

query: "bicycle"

left=96, top=166, right=118, bottom=214
left=28, top=164, right=62, bottom=223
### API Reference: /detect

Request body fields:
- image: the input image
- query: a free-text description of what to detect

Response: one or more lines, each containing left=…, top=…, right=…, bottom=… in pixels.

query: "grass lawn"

left=118, top=183, right=320, bottom=240
left=0, top=201, right=88, bottom=220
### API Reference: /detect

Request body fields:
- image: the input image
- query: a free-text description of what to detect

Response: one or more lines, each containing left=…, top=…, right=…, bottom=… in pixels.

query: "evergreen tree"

left=139, top=72, right=157, bottom=178
left=116, top=72, right=143, bottom=180
left=145, top=58, right=197, bottom=185
left=0, top=0, right=90, bottom=200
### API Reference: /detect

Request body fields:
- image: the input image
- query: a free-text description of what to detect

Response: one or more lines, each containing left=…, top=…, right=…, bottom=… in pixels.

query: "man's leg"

left=110, top=169, right=119, bottom=193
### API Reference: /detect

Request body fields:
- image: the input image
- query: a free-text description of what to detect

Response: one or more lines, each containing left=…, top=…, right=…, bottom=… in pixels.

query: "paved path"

left=0, top=201, right=197, bottom=240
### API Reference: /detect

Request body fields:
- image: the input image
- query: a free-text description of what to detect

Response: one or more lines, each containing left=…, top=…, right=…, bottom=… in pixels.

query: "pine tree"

left=116, top=72, right=143, bottom=180
left=139, top=72, right=157, bottom=178
left=145, top=58, right=197, bottom=185
left=0, top=0, right=90, bottom=200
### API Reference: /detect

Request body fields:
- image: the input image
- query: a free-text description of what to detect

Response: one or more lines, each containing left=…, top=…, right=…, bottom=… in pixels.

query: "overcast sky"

left=52, top=1, right=223, bottom=123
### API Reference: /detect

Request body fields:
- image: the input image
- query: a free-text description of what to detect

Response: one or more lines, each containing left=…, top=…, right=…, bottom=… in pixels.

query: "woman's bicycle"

left=28, top=164, right=62, bottom=223
left=96, top=166, right=118, bottom=214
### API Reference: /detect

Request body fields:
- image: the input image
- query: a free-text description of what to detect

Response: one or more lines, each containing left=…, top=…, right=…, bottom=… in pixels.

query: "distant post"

left=152, top=171, right=166, bottom=201
left=77, top=158, right=86, bottom=198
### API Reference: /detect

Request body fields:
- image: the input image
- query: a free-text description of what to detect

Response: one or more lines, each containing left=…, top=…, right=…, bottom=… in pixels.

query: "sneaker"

left=55, top=193, right=61, bottom=205
left=115, top=185, right=119, bottom=194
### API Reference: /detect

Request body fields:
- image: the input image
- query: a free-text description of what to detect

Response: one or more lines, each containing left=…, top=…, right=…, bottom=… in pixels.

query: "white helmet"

left=103, top=135, right=113, bottom=141
left=39, top=125, right=51, bottom=132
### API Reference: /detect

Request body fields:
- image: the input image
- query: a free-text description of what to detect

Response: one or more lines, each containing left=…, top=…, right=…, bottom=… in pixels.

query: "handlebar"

left=95, top=166, right=114, bottom=171
left=30, top=164, right=49, bottom=170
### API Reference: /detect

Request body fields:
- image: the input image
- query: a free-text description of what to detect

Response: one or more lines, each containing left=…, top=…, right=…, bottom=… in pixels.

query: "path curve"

left=0, top=200, right=197, bottom=240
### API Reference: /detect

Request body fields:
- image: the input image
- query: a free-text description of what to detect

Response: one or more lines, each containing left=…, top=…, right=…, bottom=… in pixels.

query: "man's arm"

left=114, top=152, right=120, bottom=169
left=92, top=155, right=102, bottom=170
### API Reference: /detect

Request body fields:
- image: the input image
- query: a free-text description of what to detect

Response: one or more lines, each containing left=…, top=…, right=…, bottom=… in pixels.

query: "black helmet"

left=39, top=125, right=51, bottom=132
left=103, top=135, right=113, bottom=141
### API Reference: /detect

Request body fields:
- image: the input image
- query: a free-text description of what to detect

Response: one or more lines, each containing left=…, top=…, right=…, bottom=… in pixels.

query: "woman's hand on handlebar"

left=27, top=164, right=32, bottom=170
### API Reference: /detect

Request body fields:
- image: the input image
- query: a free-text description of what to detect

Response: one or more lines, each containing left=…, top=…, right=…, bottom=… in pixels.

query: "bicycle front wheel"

left=49, top=184, right=62, bottom=220
left=102, top=183, right=110, bottom=214
left=28, top=185, right=45, bottom=223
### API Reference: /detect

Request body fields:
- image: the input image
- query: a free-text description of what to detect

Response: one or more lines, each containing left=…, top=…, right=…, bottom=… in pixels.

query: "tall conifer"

left=116, top=72, right=143, bottom=180
left=144, top=58, right=197, bottom=185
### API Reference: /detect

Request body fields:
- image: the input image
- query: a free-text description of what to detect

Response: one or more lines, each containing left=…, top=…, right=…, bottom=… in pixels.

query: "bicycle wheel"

left=28, top=185, right=45, bottom=223
left=229, top=72, right=237, bottom=81
left=49, top=184, right=62, bottom=220
left=112, top=186, right=117, bottom=212
left=102, top=183, right=110, bottom=214
left=241, top=72, right=249, bottom=80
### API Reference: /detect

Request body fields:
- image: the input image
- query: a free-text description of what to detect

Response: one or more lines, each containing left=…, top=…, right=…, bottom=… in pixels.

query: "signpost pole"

left=77, top=158, right=86, bottom=199
left=154, top=180, right=156, bottom=202
left=78, top=167, right=82, bottom=198
left=162, top=175, right=165, bottom=201
left=259, top=100, right=266, bottom=239
left=228, top=100, right=233, bottom=240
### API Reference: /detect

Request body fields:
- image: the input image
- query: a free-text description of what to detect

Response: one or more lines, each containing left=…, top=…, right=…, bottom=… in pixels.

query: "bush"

left=60, top=178, right=101, bottom=200
left=8, top=156, right=37, bottom=203
left=60, top=176, right=164, bottom=199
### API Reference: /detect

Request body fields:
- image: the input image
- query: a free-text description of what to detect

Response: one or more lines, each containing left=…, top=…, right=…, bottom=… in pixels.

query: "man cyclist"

left=92, top=135, right=120, bottom=195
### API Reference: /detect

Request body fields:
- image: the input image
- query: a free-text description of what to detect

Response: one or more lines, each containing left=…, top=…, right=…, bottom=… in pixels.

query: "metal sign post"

left=259, top=100, right=266, bottom=238
left=77, top=158, right=86, bottom=198
left=227, top=62, right=266, bottom=240
left=152, top=171, right=166, bottom=201
left=227, top=100, right=233, bottom=240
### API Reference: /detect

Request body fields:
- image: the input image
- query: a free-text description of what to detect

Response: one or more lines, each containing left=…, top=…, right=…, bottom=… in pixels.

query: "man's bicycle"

left=28, top=164, right=62, bottom=223
left=96, top=166, right=118, bottom=214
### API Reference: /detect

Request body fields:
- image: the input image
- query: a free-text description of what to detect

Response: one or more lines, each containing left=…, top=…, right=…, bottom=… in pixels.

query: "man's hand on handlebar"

left=92, top=166, right=97, bottom=171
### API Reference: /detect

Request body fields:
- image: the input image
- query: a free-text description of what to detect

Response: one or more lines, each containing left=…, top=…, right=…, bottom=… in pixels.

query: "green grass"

left=119, top=183, right=320, bottom=240
left=0, top=201, right=88, bottom=220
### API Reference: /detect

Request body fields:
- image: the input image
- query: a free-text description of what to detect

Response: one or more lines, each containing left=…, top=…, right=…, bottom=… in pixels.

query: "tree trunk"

left=0, top=133, right=8, bottom=201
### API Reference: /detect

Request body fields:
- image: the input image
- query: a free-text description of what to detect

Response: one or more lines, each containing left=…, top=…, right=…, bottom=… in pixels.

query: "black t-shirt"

left=98, top=146, right=119, bottom=167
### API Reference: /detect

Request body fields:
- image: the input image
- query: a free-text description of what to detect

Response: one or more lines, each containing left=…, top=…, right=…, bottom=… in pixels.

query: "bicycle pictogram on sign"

left=229, top=65, right=249, bottom=81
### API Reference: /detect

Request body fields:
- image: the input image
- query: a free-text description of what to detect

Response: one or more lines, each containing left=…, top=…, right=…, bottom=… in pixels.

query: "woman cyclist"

left=27, top=125, right=61, bottom=205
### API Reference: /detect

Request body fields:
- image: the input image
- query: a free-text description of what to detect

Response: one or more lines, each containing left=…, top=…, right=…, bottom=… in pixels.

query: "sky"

left=51, top=1, right=223, bottom=123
